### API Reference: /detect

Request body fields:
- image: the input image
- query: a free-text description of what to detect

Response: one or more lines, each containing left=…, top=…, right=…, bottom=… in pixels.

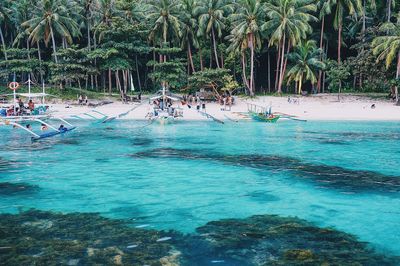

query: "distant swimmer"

left=41, top=123, right=48, bottom=131
left=58, top=124, right=68, bottom=132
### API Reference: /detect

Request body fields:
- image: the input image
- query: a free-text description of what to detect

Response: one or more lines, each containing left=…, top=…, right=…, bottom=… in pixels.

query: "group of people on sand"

left=182, top=93, right=235, bottom=112
left=182, top=95, right=206, bottom=111
left=1, top=97, right=36, bottom=117
left=152, top=98, right=173, bottom=111
left=218, top=95, right=233, bottom=111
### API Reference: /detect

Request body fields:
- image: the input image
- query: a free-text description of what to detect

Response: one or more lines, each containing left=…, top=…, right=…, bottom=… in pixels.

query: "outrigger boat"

left=0, top=115, right=76, bottom=141
left=247, top=103, right=280, bottom=123
left=148, top=87, right=183, bottom=124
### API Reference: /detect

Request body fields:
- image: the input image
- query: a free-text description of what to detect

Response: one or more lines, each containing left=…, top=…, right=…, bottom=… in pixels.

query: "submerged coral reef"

left=0, top=210, right=177, bottom=265
left=0, top=210, right=397, bottom=266
left=132, top=148, right=400, bottom=193
left=0, top=182, right=38, bottom=196
left=179, top=214, right=397, bottom=265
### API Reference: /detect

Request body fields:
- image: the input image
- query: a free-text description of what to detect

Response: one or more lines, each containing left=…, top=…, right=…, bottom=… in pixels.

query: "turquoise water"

left=1, top=120, right=400, bottom=257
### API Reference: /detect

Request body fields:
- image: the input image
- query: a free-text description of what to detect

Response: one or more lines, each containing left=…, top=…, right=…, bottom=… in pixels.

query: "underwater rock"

left=132, top=148, right=400, bottom=193
left=0, top=210, right=178, bottom=265
left=241, top=191, right=280, bottom=203
left=0, top=157, right=13, bottom=172
left=160, top=250, right=181, bottom=266
left=176, top=214, right=398, bottom=266
left=22, top=219, right=53, bottom=230
left=319, top=139, right=350, bottom=145
left=131, top=137, right=154, bottom=146
left=0, top=182, right=38, bottom=196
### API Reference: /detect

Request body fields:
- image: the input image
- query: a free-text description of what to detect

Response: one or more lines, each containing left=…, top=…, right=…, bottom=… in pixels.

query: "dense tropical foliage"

left=0, top=0, right=399, bottom=100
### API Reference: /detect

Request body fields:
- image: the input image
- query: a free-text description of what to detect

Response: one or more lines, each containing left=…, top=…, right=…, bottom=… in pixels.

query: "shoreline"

left=42, top=94, right=400, bottom=122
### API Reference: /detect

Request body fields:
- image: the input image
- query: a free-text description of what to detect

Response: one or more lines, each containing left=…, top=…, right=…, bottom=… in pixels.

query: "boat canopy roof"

left=150, top=89, right=182, bottom=102
left=150, top=95, right=180, bottom=101
left=18, top=93, right=53, bottom=98
left=0, top=93, right=53, bottom=98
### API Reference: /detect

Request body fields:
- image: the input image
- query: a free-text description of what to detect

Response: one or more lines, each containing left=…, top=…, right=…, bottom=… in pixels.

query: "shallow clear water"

left=1, top=120, right=399, bottom=256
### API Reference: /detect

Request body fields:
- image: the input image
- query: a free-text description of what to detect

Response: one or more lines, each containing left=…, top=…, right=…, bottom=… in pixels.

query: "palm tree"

left=286, top=40, right=325, bottom=94
left=263, top=0, right=317, bottom=93
left=332, top=0, right=362, bottom=64
left=0, top=0, right=11, bottom=61
left=228, top=0, right=265, bottom=96
left=145, top=0, right=182, bottom=47
left=372, top=18, right=400, bottom=103
left=361, top=0, right=376, bottom=40
left=316, top=0, right=334, bottom=92
left=22, top=0, right=81, bottom=63
left=79, top=0, right=97, bottom=50
left=179, top=0, right=199, bottom=73
left=195, top=0, right=233, bottom=68
left=92, top=0, right=117, bottom=43
left=226, top=28, right=250, bottom=92
left=386, top=0, right=395, bottom=22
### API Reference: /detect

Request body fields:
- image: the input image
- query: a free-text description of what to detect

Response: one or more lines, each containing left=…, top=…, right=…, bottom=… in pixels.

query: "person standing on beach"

left=222, top=97, right=226, bottom=111
left=28, top=100, right=35, bottom=112
left=227, top=96, right=232, bottom=111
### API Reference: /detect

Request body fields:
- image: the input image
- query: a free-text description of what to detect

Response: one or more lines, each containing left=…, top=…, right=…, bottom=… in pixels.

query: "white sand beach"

left=47, top=94, right=400, bottom=122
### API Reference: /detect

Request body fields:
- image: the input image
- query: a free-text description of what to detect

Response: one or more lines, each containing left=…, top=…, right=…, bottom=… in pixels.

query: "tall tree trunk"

left=395, top=52, right=400, bottom=103
left=50, top=26, right=58, bottom=63
left=188, top=41, right=195, bottom=72
left=135, top=54, right=142, bottom=91
left=282, top=41, right=291, bottom=93
left=362, top=0, right=366, bottom=41
left=0, top=27, right=7, bottom=61
left=153, top=49, right=156, bottom=72
left=249, top=33, right=255, bottom=96
left=242, top=52, right=250, bottom=91
left=210, top=48, right=213, bottom=68
left=337, top=22, right=342, bottom=100
left=37, top=42, right=44, bottom=85
left=211, top=27, right=220, bottom=68
left=163, top=32, right=167, bottom=63
left=267, top=50, right=271, bottom=92
left=122, top=70, right=127, bottom=94
left=87, top=18, right=91, bottom=49
left=277, top=33, right=286, bottom=94
left=108, top=69, right=112, bottom=95
left=387, top=0, right=392, bottom=22
left=322, top=42, right=328, bottom=93
left=199, top=47, right=204, bottom=71
left=338, top=22, right=342, bottom=64
left=115, top=70, right=123, bottom=99
left=298, top=74, right=303, bottom=94
left=317, top=16, right=325, bottom=92
left=87, top=18, right=94, bottom=90
left=275, top=42, right=281, bottom=91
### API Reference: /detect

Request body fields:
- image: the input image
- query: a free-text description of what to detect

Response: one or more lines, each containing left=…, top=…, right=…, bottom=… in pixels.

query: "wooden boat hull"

left=249, top=112, right=280, bottom=123
left=155, top=116, right=174, bottom=125
left=31, top=127, right=76, bottom=141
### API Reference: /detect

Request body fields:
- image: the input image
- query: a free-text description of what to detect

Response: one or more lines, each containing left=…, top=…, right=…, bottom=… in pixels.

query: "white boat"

left=0, top=115, right=76, bottom=141
left=148, top=86, right=183, bottom=124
